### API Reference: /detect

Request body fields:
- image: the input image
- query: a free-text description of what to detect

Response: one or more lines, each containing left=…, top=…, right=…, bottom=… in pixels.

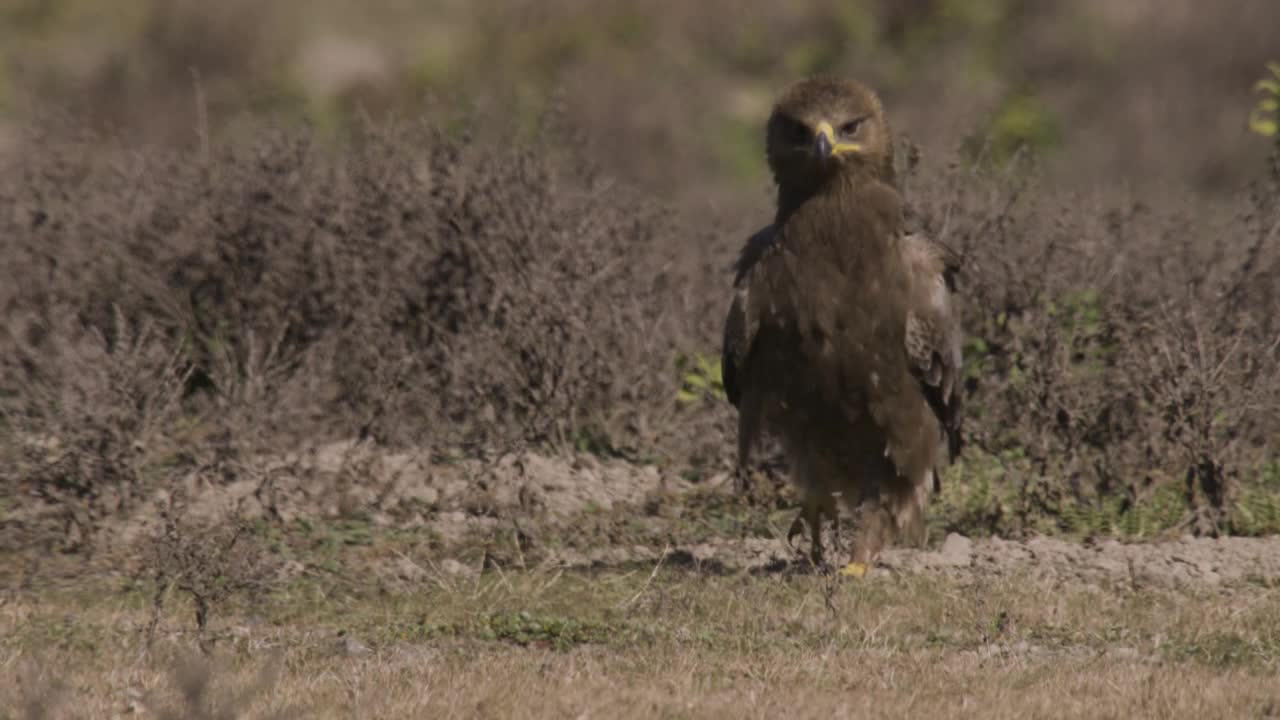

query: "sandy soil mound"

left=68, top=443, right=1280, bottom=590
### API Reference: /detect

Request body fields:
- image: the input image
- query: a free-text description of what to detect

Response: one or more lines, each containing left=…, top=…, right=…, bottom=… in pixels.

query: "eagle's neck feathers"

left=774, top=169, right=896, bottom=233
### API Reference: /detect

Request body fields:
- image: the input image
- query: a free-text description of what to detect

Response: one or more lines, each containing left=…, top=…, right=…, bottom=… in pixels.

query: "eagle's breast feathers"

left=721, top=185, right=963, bottom=480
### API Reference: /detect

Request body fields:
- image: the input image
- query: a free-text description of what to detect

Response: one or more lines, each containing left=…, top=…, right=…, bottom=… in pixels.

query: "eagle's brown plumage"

left=721, top=76, right=964, bottom=571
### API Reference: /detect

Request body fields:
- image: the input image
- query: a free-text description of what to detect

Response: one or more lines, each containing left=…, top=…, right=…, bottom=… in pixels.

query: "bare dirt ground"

left=31, top=440, right=1275, bottom=591
left=150, top=442, right=1280, bottom=588
left=5, top=446, right=1280, bottom=718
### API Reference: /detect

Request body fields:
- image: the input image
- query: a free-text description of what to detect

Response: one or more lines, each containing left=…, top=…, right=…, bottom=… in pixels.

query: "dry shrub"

left=0, top=306, right=190, bottom=554
left=911, top=144, right=1280, bottom=535
left=1, top=110, right=1277, bottom=544
left=145, top=488, right=277, bottom=654
left=0, top=116, right=703, bottom=548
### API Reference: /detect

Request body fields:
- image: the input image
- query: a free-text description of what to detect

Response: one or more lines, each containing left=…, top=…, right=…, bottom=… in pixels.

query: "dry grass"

left=5, top=559, right=1280, bottom=719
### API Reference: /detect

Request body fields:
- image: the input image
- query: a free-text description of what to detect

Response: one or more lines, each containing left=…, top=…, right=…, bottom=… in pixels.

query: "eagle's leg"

left=832, top=505, right=843, bottom=555
left=786, top=493, right=826, bottom=569
left=786, top=512, right=805, bottom=549
left=840, top=499, right=889, bottom=579
left=807, top=497, right=825, bottom=568
left=735, top=394, right=762, bottom=497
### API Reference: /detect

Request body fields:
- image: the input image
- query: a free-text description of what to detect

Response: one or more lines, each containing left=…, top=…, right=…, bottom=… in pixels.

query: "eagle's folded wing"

left=901, top=231, right=965, bottom=471
left=721, top=225, right=775, bottom=408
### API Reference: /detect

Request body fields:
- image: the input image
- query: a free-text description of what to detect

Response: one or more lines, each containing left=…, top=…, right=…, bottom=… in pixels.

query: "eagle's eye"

left=840, top=117, right=867, bottom=136
left=776, top=115, right=810, bottom=145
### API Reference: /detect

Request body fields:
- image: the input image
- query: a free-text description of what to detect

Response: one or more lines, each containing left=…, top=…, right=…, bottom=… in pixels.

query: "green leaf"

left=1255, top=79, right=1280, bottom=95
left=1250, top=116, right=1278, bottom=137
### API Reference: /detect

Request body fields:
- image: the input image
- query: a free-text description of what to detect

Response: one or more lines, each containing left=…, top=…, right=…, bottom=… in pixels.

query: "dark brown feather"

left=724, top=225, right=964, bottom=466
left=721, top=76, right=965, bottom=563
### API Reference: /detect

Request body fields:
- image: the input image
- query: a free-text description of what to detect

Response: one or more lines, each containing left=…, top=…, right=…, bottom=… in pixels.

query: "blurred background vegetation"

left=2, top=0, right=1276, bottom=206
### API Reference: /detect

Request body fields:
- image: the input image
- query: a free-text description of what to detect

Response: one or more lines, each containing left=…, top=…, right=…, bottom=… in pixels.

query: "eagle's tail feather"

left=887, top=470, right=932, bottom=549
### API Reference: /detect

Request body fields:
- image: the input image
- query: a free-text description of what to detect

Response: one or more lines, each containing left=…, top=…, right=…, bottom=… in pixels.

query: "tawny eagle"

left=721, top=76, right=963, bottom=576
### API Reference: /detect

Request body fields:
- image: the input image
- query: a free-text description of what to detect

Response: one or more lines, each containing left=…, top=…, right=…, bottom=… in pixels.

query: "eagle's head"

left=765, top=76, right=893, bottom=194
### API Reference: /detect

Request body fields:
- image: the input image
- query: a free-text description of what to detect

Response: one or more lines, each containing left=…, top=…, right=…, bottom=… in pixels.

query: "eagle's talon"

left=838, top=561, right=870, bottom=579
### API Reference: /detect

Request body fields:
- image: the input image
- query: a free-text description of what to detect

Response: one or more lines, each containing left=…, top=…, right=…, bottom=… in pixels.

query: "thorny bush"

left=908, top=140, right=1280, bottom=536
left=0, top=119, right=709, bottom=551
left=0, top=120, right=1278, bottom=549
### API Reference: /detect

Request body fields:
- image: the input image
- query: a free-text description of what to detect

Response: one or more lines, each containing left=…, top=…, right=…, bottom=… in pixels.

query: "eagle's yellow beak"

left=814, top=121, right=863, bottom=160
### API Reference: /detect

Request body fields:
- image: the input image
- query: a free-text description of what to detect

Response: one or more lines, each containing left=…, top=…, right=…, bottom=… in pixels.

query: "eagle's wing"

left=721, top=225, right=775, bottom=408
left=901, top=230, right=964, bottom=472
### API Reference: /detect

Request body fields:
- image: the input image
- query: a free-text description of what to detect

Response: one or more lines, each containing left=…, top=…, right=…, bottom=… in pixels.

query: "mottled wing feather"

left=721, top=225, right=775, bottom=408
left=722, top=218, right=964, bottom=491
left=901, top=231, right=964, bottom=466
left=933, top=236, right=963, bottom=293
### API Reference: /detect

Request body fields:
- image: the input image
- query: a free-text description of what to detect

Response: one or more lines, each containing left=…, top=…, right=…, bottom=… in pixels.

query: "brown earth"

left=32, top=440, right=1279, bottom=592
left=7, top=444, right=1280, bottom=719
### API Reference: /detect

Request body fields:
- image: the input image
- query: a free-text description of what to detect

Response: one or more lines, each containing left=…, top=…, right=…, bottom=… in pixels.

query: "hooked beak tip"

left=814, top=133, right=833, bottom=159
left=813, top=121, right=837, bottom=160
